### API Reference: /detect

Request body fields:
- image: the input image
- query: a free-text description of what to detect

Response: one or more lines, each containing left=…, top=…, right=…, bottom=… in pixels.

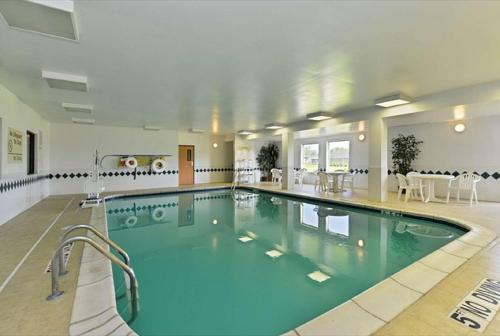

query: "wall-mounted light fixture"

left=375, top=92, right=412, bottom=108
left=358, top=134, right=366, bottom=142
left=454, top=123, right=466, bottom=133
left=212, top=142, right=219, bottom=148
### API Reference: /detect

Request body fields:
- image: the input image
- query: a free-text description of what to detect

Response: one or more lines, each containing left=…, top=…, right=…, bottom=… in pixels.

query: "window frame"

left=300, top=143, right=320, bottom=173
left=326, top=140, right=351, bottom=172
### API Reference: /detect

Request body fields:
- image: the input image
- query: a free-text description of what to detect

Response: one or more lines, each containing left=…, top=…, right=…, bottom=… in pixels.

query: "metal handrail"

left=58, top=224, right=130, bottom=276
left=47, top=236, right=139, bottom=320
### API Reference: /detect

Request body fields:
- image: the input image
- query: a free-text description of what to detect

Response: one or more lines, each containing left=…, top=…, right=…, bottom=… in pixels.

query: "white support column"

left=281, top=130, right=295, bottom=190
left=368, top=117, right=388, bottom=202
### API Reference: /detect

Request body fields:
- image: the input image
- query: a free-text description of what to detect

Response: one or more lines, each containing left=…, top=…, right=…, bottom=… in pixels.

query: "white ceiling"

left=1, top=1, right=500, bottom=133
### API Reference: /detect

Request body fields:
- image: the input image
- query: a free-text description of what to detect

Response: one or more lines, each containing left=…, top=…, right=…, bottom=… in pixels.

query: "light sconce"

left=358, top=134, right=366, bottom=142
left=212, top=142, right=219, bottom=148
left=454, top=123, right=466, bottom=133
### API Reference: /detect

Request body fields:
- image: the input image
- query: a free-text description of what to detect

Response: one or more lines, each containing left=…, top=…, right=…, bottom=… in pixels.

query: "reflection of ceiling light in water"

left=246, top=231, right=257, bottom=239
left=238, top=236, right=253, bottom=243
left=357, top=239, right=364, bottom=247
left=212, top=219, right=218, bottom=225
left=307, top=271, right=330, bottom=283
left=454, top=123, right=466, bottom=133
left=265, top=250, right=283, bottom=259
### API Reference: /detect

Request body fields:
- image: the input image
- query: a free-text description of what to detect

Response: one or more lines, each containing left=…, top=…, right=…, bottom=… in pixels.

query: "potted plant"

left=391, top=134, right=423, bottom=175
left=256, top=143, right=279, bottom=181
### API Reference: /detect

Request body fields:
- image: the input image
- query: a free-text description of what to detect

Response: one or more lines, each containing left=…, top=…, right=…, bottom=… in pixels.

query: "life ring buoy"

left=152, top=207, right=166, bottom=221
left=124, top=216, right=138, bottom=228
left=151, top=158, right=167, bottom=173
left=125, top=157, right=138, bottom=169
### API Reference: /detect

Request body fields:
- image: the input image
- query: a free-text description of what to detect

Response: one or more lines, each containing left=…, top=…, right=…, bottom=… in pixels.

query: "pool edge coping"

left=69, top=185, right=497, bottom=336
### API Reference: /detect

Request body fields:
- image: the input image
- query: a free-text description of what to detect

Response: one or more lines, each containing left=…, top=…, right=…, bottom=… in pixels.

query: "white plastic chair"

left=447, top=173, right=480, bottom=205
left=341, top=173, right=354, bottom=192
left=313, top=170, right=320, bottom=191
left=271, top=168, right=282, bottom=185
left=294, top=168, right=307, bottom=188
left=406, top=172, right=428, bottom=202
left=317, top=172, right=330, bottom=193
left=396, top=173, right=427, bottom=202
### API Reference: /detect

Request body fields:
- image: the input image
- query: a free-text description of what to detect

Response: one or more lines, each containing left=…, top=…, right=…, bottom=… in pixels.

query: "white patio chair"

left=294, top=168, right=307, bottom=188
left=396, top=173, right=426, bottom=202
left=406, top=172, right=428, bottom=202
left=271, top=168, right=282, bottom=185
left=317, top=172, right=330, bottom=193
left=313, top=170, right=320, bottom=191
left=341, top=173, right=354, bottom=192
left=447, top=173, right=480, bottom=205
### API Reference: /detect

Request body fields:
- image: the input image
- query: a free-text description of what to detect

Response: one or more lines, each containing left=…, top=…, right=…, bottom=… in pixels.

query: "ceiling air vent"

left=0, top=0, right=78, bottom=41
left=72, top=117, right=94, bottom=125
left=42, top=71, right=88, bottom=92
left=62, top=103, right=93, bottom=114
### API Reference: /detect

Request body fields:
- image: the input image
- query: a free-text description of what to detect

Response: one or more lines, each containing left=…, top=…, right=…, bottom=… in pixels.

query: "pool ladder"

left=46, top=224, right=139, bottom=320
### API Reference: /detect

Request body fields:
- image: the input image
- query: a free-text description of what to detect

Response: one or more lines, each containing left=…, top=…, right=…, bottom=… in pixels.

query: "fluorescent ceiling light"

left=238, top=130, right=254, bottom=135
left=190, top=128, right=206, bottom=133
left=0, top=0, right=78, bottom=40
left=143, top=125, right=161, bottom=131
left=265, top=123, right=284, bottom=130
left=307, top=111, right=333, bottom=121
left=42, top=71, right=88, bottom=92
left=62, top=103, right=93, bottom=114
left=375, top=92, right=412, bottom=108
left=72, top=117, right=94, bottom=125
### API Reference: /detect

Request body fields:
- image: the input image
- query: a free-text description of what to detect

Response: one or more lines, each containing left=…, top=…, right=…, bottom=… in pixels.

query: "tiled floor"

left=1, top=182, right=500, bottom=335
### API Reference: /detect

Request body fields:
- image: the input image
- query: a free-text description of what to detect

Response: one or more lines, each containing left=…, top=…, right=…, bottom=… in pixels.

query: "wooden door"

left=179, top=145, right=194, bottom=185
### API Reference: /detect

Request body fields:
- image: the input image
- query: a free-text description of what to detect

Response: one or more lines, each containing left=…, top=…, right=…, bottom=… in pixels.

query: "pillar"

left=368, top=117, right=388, bottom=202
left=281, top=130, right=295, bottom=190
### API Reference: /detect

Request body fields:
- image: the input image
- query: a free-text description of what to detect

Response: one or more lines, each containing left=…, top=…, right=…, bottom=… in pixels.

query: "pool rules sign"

left=449, top=278, right=500, bottom=332
left=7, top=127, right=23, bottom=163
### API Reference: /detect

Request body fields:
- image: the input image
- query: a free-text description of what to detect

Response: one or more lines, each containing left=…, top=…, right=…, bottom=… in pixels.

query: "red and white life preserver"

left=125, top=157, right=138, bottom=169
left=151, top=158, right=167, bottom=173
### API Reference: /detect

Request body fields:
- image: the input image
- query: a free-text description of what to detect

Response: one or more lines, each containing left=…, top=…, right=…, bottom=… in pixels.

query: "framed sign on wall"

left=8, top=127, right=23, bottom=163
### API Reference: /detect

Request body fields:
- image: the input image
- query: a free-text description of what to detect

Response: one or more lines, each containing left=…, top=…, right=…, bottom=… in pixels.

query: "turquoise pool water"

left=106, top=189, right=465, bottom=335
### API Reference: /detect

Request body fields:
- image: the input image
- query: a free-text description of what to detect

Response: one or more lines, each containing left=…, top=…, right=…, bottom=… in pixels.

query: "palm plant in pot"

left=256, top=143, right=279, bottom=181
left=391, top=134, right=423, bottom=193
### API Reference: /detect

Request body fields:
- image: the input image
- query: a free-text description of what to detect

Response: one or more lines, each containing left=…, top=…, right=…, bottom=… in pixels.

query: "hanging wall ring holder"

left=99, top=154, right=172, bottom=180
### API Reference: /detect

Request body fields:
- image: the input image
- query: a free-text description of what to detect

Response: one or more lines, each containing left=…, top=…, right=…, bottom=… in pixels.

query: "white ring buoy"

left=151, top=159, right=167, bottom=173
left=152, top=207, right=166, bottom=221
left=124, top=216, right=138, bottom=228
left=125, top=157, right=138, bottom=169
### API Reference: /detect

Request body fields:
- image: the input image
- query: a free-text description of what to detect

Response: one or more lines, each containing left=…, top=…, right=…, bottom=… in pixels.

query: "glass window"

left=300, top=144, right=319, bottom=172
left=327, top=141, right=350, bottom=172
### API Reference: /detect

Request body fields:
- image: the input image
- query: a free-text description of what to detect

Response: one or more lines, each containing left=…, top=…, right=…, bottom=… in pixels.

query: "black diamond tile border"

left=0, top=175, right=50, bottom=194
left=387, top=169, right=500, bottom=180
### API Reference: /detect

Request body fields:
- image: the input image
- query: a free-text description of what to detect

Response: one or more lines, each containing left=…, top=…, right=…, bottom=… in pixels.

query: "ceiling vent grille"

left=42, top=71, right=88, bottom=92
left=62, top=103, right=93, bottom=114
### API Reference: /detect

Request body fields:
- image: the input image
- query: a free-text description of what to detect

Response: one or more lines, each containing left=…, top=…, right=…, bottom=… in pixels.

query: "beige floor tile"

left=392, top=262, right=448, bottom=294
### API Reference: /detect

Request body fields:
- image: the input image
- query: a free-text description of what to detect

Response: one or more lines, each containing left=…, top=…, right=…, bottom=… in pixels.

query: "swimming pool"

left=106, top=189, right=466, bottom=335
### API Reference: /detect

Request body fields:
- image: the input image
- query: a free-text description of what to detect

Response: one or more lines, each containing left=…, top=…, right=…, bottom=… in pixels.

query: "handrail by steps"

left=57, top=224, right=130, bottom=276
left=46, top=236, right=139, bottom=320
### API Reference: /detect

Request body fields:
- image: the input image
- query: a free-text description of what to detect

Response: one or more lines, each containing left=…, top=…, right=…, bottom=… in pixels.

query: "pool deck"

left=1, top=182, right=500, bottom=335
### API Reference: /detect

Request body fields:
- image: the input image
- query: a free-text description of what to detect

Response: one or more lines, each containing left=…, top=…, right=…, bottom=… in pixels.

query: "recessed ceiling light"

left=454, top=123, right=466, bottom=133
left=265, top=123, right=284, bottom=130
left=62, top=103, right=93, bottom=114
left=190, top=128, right=206, bottom=133
left=143, top=125, right=161, bottom=131
left=237, top=130, right=254, bottom=135
left=307, top=111, right=333, bottom=121
left=375, top=92, right=412, bottom=108
left=72, top=117, right=94, bottom=125
left=0, top=0, right=79, bottom=40
left=42, top=71, right=88, bottom=92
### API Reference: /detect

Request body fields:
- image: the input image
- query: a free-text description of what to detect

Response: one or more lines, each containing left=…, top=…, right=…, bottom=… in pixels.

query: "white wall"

left=49, top=124, right=233, bottom=195
left=388, top=116, right=500, bottom=201
left=294, top=132, right=369, bottom=188
left=0, top=83, right=50, bottom=224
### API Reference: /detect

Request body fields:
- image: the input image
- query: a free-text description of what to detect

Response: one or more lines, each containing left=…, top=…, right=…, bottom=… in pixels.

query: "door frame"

left=178, top=145, right=195, bottom=185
